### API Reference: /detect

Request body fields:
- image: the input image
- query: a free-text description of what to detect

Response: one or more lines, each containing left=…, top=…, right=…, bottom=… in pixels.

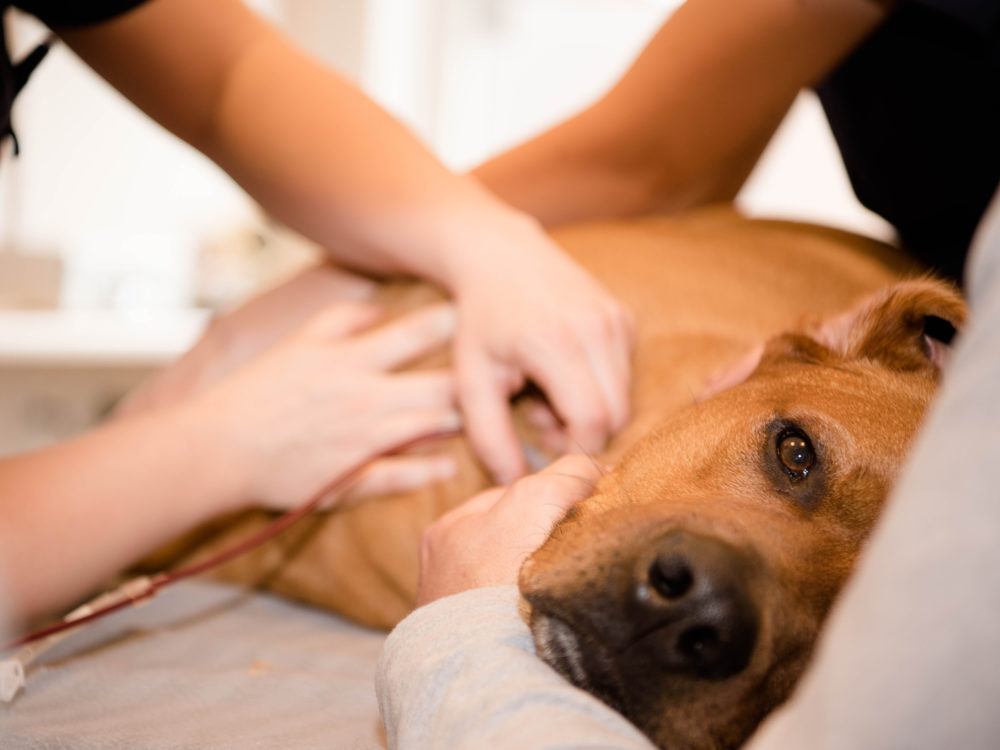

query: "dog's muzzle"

left=526, top=529, right=761, bottom=714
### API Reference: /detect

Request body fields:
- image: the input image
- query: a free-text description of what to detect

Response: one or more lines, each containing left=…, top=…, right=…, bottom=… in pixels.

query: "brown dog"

left=158, top=207, right=963, bottom=747
left=520, top=277, right=964, bottom=750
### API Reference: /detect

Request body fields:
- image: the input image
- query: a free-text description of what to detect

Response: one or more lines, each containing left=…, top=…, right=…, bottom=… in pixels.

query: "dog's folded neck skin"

left=520, top=279, right=967, bottom=750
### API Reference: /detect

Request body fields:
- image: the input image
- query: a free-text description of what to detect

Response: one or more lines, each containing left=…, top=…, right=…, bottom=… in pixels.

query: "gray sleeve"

left=745, top=191, right=1000, bottom=750
left=376, top=585, right=656, bottom=750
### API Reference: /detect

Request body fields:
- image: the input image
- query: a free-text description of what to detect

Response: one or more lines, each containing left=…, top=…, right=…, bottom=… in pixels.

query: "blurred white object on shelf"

left=0, top=308, right=209, bottom=367
left=60, top=230, right=198, bottom=312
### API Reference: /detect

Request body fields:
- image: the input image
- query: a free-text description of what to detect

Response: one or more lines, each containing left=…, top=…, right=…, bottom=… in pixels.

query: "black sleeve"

left=12, top=0, right=152, bottom=28
left=911, top=0, right=1000, bottom=33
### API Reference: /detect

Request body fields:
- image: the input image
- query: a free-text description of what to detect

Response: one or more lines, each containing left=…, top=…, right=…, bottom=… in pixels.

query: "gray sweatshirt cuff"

left=376, top=585, right=654, bottom=750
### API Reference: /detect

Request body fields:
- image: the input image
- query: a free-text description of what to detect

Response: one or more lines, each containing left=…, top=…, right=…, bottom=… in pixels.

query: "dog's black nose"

left=629, top=531, right=759, bottom=680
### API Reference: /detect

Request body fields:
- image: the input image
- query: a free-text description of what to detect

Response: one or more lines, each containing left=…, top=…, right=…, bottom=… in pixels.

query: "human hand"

left=192, top=301, right=461, bottom=512
left=446, top=218, right=634, bottom=484
left=416, top=454, right=603, bottom=606
left=117, top=262, right=377, bottom=418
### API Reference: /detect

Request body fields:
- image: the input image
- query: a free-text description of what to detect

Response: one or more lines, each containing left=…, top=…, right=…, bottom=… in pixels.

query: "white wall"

left=0, top=11, right=255, bottom=258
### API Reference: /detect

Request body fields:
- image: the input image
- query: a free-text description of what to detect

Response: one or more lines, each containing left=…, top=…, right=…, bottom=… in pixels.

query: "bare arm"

left=0, top=303, right=459, bottom=624
left=473, top=0, right=895, bottom=226
left=55, top=0, right=635, bottom=484
left=57, top=0, right=535, bottom=285
left=0, top=402, right=237, bottom=623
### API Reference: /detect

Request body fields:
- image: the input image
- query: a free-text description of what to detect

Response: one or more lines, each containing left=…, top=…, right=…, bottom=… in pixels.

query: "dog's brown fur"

left=157, top=207, right=964, bottom=748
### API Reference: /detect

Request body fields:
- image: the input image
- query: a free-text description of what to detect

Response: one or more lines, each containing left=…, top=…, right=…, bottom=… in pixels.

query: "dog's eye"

left=777, top=430, right=814, bottom=480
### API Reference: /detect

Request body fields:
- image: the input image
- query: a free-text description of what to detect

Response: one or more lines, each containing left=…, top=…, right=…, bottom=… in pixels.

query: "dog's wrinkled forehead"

left=647, top=356, right=913, bottom=459
left=529, top=280, right=968, bottom=591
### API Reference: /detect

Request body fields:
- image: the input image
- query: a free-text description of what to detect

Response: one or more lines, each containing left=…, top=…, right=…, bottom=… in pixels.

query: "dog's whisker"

left=688, top=383, right=702, bottom=407
left=564, top=435, right=608, bottom=478
left=548, top=471, right=601, bottom=491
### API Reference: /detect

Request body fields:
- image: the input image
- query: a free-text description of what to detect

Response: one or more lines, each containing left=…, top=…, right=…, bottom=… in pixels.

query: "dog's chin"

left=530, top=612, right=629, bottom=716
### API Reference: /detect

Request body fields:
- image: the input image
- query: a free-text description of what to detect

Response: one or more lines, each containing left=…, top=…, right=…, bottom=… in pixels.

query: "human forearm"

left=60, top=0, right=534, bottom=290
left=204, top=25, right=535, bottom=288
left=0, top=301, right=461, bottom=626
left=474, top=0, right=893, bottom=226
left=0, top=403, right=240, bottom=623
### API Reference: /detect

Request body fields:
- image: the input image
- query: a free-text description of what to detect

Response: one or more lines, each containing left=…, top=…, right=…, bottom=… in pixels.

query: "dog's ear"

left=809, top=278, right=966, bottom=374
left=700, top=279, right=966, bottom=399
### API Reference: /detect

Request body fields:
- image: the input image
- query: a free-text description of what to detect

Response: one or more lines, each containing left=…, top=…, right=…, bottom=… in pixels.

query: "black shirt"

left=816, top=0, right=1000, bottom=282
left=1, top=0, right=149, bottom=150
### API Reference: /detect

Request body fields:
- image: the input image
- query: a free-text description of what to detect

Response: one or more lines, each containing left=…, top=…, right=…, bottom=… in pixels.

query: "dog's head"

left=519, top=279, right=966, bottom=750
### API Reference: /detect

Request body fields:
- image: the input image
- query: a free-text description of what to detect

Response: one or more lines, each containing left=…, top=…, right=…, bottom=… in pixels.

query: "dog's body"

left=160, top=207, right=963, bottom=748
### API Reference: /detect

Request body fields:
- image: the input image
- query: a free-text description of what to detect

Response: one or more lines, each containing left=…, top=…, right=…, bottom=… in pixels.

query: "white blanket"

left=0, top=580, right=386, bottom=749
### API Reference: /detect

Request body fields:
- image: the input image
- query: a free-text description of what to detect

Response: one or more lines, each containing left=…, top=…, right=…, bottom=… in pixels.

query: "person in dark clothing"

left=816, top=0, right=1000, bottom=282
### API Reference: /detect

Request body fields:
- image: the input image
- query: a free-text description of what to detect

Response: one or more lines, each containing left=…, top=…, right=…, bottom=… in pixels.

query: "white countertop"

left=0, top=309, right=211, bottom=367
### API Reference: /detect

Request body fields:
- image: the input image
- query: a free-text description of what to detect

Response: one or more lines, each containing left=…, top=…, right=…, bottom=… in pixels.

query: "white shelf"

left=0, top=309, right=210, bottom=367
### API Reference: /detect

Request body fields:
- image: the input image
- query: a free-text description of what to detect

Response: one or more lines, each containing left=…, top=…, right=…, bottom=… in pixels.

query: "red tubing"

left=2, top=428, right=461, bottom=652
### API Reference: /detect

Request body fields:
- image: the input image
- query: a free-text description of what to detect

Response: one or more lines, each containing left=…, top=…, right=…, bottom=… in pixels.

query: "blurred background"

left=0, top=0, right=893, bottom=455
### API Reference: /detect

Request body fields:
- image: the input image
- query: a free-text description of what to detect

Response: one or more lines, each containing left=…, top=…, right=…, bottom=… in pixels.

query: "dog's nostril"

left=677, top=625, right=721, bottom=666
left=648, top=554, right=693, bottom=600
